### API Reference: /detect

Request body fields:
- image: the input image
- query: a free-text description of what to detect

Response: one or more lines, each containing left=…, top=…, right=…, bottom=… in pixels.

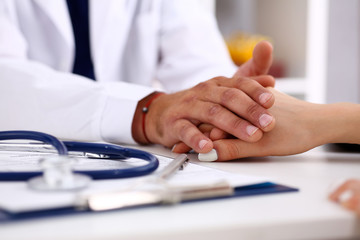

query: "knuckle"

left=234, top=76, right=247, bottom=88
left=206, top=104, right=222, bottom=120
left=230, top=117, right=244, bottom=130
left=194, top=81, right=212, bottom=91
left=246, top=102, right=261, bottom=119
left=182, top=92, right=198, bottom=104
left=212, top=76, right=228, bottom=83
left=235, top=77, right=259, bottom=91
left=221, top=88, right=239, bottom=104
left=178, top=123, right=193, bottom=141
left=225, top=141, right=242, bottom=159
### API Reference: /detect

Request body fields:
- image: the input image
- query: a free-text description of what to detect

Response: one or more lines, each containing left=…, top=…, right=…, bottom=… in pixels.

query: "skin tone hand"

left=132, top=75, right=276, bottom=153
left=170, top=40, right=274, bottom=153
left=189, top=88, right=360, bottom=161
left=329, top=179, right=360, bottom=215
left=233, top=40, right=273, bottom=78
left=132, top=41, right=276, bottom=153
left=203, top=40, right=274, bottom=143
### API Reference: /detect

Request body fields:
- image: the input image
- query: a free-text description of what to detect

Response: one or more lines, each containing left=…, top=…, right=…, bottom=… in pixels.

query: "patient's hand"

left=329, top=179, right=360, bottom=216
left=174, top=88, right=342, bottom=160
left=212, top=88, right=360, bottom=161
left=210, top=88, right=322, bottom=160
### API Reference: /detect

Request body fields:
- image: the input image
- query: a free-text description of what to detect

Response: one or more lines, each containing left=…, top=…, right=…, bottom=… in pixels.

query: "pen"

left=156, top=154, right=188, bottom=180
left=104, top=154, right=189, bottom=192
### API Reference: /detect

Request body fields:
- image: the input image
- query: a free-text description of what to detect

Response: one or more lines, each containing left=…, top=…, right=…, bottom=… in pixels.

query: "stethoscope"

left=0, top=130, right=159, bottom=190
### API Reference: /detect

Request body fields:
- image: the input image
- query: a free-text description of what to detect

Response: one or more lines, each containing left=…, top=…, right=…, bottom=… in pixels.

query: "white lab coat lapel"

left=32, top=0, right=138, bottom=81
left=32, top=0, right=73, bottom=49
left=32, top=0, right=74, bottom=71
left=89, top=0, right=136, bottom=81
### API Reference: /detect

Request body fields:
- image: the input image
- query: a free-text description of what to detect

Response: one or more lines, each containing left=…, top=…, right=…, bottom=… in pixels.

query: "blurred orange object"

left=226, top=32, right=272, bottom=66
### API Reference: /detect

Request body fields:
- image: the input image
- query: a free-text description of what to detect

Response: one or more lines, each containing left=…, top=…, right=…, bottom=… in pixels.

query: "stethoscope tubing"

left=0, top=131, right=159, bottom=181
left=0, top=130, right=68, bottom=155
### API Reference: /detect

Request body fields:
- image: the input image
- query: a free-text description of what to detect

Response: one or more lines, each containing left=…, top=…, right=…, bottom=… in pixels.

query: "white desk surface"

left=0, top=144, right=359, bottom=240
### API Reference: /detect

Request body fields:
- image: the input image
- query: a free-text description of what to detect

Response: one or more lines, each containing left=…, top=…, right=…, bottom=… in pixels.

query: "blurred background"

left=200, top=0, right=360, bottom=104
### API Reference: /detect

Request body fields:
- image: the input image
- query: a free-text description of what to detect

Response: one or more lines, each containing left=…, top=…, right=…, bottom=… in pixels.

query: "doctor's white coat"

left=0, top=0, right=236, bottom=144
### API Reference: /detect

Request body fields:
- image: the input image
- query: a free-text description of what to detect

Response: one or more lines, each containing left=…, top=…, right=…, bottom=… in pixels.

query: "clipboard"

left=0, top=182, right=297, bottom=223
left=0, top=154, right=298, bottom=223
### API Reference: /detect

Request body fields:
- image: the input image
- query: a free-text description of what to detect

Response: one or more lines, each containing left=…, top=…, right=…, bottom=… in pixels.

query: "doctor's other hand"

left=188, top=88, right=360, bottom=161
left=329, top=179, right=360, bottom=216
left=132, top=75, right=276, bottom=153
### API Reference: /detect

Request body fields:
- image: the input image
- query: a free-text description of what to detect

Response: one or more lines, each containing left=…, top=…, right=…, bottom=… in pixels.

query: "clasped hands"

left=136, top=40, right=276, bottom=158
left=146, top=74, right=276, bottom=154
left=138, top=40, right=325, bottom=160
left=135, top=40, right=320, bottom=161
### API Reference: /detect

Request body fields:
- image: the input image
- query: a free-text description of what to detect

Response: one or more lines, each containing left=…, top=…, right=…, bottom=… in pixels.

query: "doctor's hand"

left=329, top=179, right=360, bottom=216
left=204, top=40, right=274, bottom=142
left=132, top=75, right=275, bottom=153
left=172, top=40, right=274, bottom=153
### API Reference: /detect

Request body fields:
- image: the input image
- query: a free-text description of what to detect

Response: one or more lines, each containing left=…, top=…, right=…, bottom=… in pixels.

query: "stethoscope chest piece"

left=28, top=156, right=91, bottom=191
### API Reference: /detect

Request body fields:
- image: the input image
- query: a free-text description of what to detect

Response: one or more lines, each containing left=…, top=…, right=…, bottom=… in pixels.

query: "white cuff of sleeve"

left=100, top=82, right=154, bottom=144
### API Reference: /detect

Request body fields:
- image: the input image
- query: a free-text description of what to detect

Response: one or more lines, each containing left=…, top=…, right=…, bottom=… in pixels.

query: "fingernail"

left=171, top=144, right=178, bottom=152
left=198, top=139, right=209, bottom=150
left=259, top=114, right=273, bottom=128
left=259, top=93, right=272, bottom=105
left=198, top=149, right=218, bottom=162
left=338, top=190, right=353, bottom=203
left=246, top=125, right=259, bottom=136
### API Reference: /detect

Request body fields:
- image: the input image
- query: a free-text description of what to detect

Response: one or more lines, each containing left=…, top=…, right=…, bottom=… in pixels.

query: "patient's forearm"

left=314, top=103, right=360, bottom=145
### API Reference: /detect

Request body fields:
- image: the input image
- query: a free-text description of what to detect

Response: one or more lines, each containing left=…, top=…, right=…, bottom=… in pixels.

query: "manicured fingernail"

left=259, top=93, right=272, bottom=105
left=198, top=139, right=209, bottom=150
left=246, top=125, right=259, bottom=136
left=198, top=149, right=218, bottom=162
left=259, top=114, right=273, bottom=128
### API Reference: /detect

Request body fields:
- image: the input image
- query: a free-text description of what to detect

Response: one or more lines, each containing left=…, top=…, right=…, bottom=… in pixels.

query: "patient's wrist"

left=332, top=103, right=360, bottom=144
left=313, top=103, right=360, bottom=145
